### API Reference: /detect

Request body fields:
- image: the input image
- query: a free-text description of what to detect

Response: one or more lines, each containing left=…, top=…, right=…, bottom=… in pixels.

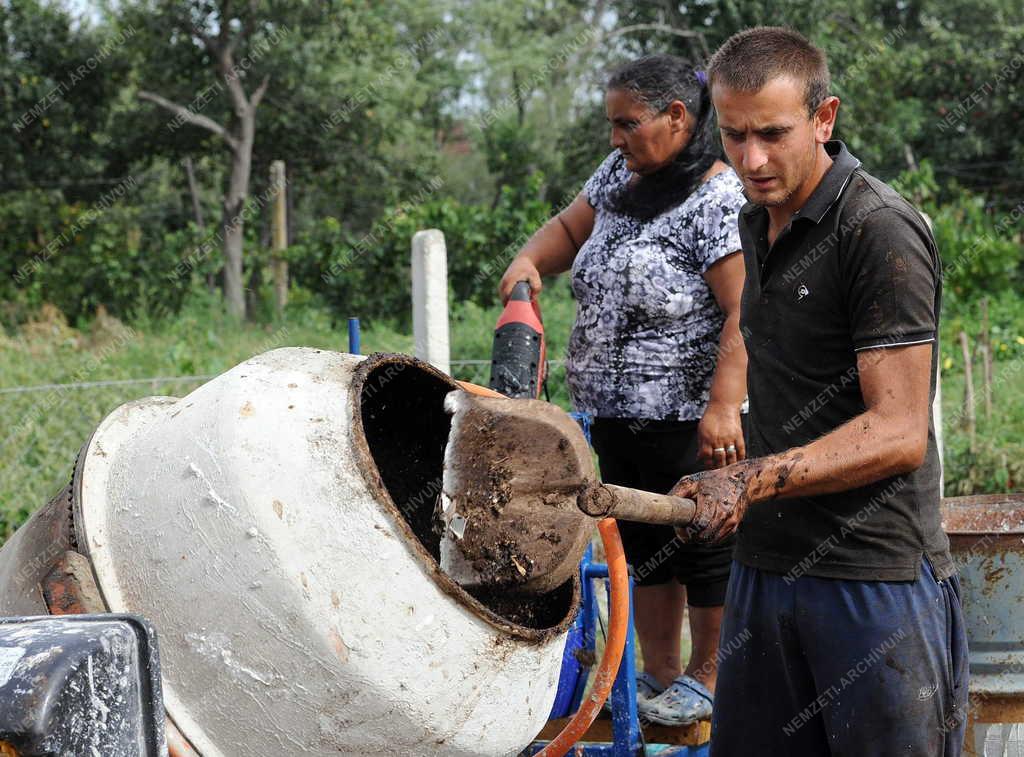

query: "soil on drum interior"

left=358, top=357, right=573, bottom=630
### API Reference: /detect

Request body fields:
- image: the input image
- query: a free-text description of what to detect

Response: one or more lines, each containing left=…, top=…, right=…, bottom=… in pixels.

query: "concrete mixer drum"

left=0, top=349, right=580, bottom=757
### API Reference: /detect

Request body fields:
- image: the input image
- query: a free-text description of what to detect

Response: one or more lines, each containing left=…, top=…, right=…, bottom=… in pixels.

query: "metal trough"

left=942, top=493, right=1024, bottom=754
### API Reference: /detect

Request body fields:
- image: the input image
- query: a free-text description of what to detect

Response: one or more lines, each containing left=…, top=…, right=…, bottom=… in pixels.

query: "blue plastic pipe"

left=348, top=317, right=361, bottom=355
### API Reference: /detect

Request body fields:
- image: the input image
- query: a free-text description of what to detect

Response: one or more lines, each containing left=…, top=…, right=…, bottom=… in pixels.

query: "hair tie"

left=695, top=70, right=707, bottom=87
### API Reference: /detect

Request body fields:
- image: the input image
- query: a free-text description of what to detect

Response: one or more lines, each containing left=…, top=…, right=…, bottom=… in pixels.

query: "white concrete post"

left=411, top=229, right=451, bottom=374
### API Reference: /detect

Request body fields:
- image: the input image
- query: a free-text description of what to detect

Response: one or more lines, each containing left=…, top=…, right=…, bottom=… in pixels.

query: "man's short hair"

left=707, top=27, right=830, bottom=116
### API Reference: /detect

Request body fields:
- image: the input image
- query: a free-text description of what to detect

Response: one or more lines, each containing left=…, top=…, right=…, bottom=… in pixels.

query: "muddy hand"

left=670, top=460, right=758, bottom=543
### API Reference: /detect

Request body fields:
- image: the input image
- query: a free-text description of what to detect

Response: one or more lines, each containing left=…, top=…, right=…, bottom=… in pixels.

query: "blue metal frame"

left=605, top=570, right=641, bottom=752
left=528, top=411, right=711, bottom=756
left=523, top=745, right=707, bottom=756
left=527, top=557, right=710, bottom=756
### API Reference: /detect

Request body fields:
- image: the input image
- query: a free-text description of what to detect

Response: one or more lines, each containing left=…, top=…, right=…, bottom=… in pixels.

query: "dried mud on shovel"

left=443, top=411, right=540, bottom=584
left=439, top=392, right=594, bottom=602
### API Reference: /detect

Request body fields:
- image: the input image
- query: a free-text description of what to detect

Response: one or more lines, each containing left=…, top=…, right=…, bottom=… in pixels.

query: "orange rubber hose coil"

left=536, top=518, right=629, bottom=756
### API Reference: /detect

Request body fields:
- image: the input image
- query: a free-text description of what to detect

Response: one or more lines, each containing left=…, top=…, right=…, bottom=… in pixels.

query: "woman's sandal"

left=640, top=674, right=713, bottom=726
left=604, top=671, right=666, bottom=713
left=636, top=671, right=667, bottom=705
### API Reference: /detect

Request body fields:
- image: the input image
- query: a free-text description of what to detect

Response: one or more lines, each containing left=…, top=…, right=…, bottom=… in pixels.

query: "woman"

left=498, top=55, right=748, bottom=726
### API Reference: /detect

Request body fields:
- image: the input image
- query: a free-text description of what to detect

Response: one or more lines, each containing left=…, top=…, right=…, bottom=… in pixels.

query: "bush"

left=945, top=437, right=1024, bottom=496
left=0, top=189, right=208, bottom=328
left=292, top=174, right=552, bottom=326
left=894, top=162, right=1023, bottom=311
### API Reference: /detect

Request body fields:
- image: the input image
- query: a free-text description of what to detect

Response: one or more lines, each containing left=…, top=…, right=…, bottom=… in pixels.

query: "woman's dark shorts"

left=590, top=416, right=742, bottom=607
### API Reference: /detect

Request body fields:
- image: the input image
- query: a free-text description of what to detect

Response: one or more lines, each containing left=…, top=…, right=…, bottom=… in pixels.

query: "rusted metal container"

left=942, top=492, right=1024, bottom=737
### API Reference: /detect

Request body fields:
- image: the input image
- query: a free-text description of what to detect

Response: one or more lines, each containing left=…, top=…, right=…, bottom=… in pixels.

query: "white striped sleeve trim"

left=854, top=337, right=935, bottom=352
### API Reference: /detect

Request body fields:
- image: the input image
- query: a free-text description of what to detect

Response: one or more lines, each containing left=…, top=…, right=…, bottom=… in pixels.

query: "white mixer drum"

left=73, top=348, right=578, bottom=756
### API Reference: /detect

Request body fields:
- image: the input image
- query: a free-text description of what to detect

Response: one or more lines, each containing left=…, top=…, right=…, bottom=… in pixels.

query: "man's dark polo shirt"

left=736, top=140, right=954, bottom=582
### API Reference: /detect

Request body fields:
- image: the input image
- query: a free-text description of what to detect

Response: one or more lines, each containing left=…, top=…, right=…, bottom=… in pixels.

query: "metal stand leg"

left=607, top=575, right=641, bottom=753
left=528, top=560, right=711, bottom=757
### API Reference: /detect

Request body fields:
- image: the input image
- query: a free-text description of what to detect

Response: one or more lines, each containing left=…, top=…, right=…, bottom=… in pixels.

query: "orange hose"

left=456, top=379, right=630, bottom=752
left=537, top=518, right=630, bottom=756
left=165, top=717, right=201, bottom=756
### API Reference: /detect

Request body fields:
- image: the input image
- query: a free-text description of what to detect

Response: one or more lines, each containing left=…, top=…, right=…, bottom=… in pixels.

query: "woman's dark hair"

left=607, top=54, right=718, bottom=221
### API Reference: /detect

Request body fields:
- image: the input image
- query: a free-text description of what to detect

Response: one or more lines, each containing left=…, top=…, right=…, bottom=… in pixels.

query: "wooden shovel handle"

left=579, top=483, right=697, bottom=527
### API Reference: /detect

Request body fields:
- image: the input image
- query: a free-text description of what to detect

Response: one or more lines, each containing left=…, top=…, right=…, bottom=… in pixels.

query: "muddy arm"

left=579, top=483, right=697, bottom=527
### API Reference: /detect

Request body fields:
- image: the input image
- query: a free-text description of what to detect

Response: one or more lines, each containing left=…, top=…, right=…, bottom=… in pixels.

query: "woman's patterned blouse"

left=566, top=151, right=746, bottom=421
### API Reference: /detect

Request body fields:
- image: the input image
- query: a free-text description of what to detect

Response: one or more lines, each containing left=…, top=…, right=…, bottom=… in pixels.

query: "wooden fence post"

left=270, top=160, right=289, bottom=317
left=980, top=298, right=993, bottom=420
left=959, top=331, right=976, bottom=451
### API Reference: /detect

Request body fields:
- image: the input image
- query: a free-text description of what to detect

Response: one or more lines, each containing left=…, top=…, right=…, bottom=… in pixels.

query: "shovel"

left=437, top=390, right=699, bottom=595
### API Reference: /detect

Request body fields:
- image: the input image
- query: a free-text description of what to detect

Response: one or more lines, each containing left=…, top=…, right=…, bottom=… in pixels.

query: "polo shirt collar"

left=798, top=140, right=861, bottom=224
left=738, top=140, right=862, bottom=224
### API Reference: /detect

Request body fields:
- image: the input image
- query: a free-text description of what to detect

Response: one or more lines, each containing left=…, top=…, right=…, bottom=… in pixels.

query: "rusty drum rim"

left=348, top=352, right=580, bottom=643
left=941, top=493, right=1024, bottom=536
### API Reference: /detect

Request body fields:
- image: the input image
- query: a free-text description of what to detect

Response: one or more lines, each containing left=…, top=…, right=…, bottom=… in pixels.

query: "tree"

left=120, top=0, right=465, bottom=319
left=449, top=0, right=606, bottom=204
left=0, top=0, right=128, bottom=196
left=603, top=0, right=1024, bottom=199
left=132, top=1, right=278, bottom=318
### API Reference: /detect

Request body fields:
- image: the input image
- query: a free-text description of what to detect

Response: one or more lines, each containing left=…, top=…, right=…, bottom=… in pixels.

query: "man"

left=670, top=27, right=968, bottom=755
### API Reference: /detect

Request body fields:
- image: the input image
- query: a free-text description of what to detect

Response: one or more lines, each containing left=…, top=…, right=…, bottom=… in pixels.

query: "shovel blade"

left=439, top=391, right=596, bottom=594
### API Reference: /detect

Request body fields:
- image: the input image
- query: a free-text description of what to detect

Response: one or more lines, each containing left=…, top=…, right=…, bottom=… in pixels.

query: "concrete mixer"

left=0, top=349, right=584, bottom=756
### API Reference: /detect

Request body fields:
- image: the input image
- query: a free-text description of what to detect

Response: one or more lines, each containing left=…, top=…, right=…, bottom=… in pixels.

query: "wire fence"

left=0, top=358, right=570, bottom=539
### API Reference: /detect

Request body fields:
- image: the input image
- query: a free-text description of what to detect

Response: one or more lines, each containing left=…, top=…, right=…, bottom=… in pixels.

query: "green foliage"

left=605, top=0, right=1024, bottom=197
left=940, top=291, right=1024, bottom=373
left=932, top=199, right=1022, bottom=309
left=0, top=188, right=217, bottom=327
left=292, top=173, right=552, bottom=325
left=892, top=162, right=1023, bottom=310
left=0, top=0, right=129, bottom=193
left=481, top=118, right=543, bottom=202
left=546, top=103, right=608, bottom=207
left=942, top=371, right=1024, bottom=496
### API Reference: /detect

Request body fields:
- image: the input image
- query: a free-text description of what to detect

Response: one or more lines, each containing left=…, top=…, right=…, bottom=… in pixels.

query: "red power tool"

left=489, top=281, right=547, bottom=399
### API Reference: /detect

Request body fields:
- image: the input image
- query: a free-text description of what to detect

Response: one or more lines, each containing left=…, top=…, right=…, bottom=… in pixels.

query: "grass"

left=0, top=279, right=577, bottom=539
left=940, top=371, right=1024, bottom=495
left=938, top=288, right=1024, bottom=496
left=1, top=276, right=1021, bottom=540
left=0, top=277, right=1016, bottom=712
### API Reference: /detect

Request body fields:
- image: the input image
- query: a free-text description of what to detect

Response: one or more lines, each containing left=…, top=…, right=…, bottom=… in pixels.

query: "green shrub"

left=0, top=189, right=209, bottom=328
left=293, top=175, right=552, bottom=326
left=894, top=162, right=1023, bottom=311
